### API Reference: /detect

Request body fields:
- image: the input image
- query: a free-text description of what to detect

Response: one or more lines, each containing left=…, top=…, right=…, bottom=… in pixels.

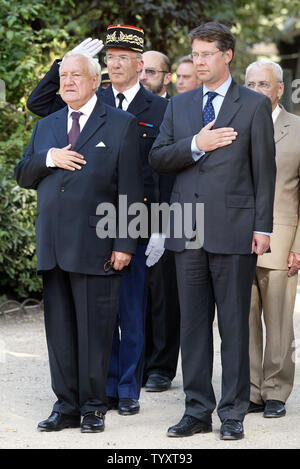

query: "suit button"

left=194, top=193, right=199, bottom=198
left=144, top=197, right=148, bottom=202
left=61, top=186, right=65, bottom=192
left=142, top=133, right=147, bottom=138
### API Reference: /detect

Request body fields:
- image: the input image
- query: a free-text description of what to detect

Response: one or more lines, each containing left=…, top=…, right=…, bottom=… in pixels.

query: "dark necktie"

left=202, top=91, right=218, bottom=126
left=117, top=93, right=126, bottom=110
left=68, top=111, right=82, bottom=147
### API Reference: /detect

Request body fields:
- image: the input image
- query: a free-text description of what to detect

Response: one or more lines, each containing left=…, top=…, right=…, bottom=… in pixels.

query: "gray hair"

left=59, top=51, right=102, bottom=88
left=245, top=60, right=283, bottom=83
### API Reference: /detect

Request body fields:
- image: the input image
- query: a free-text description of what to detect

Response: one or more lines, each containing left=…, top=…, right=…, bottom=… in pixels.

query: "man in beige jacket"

left=245, top=60, right=300, bottom=418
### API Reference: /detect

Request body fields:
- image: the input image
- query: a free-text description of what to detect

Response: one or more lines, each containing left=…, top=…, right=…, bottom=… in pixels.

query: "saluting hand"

left=195, top=119, right=238, bottom=152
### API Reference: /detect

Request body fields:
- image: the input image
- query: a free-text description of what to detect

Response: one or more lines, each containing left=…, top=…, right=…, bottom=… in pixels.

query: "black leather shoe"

left=107, top=396, right=118, bottom=410
left=167, top=415, right=212, bottom=437
left=118, top=398, right=140, bottom=415
left=81, top=411, right=105, bottom=433
left=263, top=400, right=286, bottom=418
left=247, top=401, right=265, bottom=413
left=220, top=419, right=244, bottom=440
left=145, top=374, right=172, bottom=392
left=37, top=411, right=80, bottom=432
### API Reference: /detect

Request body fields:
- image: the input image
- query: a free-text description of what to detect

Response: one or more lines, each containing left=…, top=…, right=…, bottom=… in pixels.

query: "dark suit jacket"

left=149, top=80, right=276, bottom=254
left=26, top=60, right=173, bottom=238
left=15, top=98, right=143, bottom=274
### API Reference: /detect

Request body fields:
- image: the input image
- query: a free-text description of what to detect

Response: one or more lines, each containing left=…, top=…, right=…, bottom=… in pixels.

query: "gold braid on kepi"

left=101, top=68, right=110, bottom=84
left=105, top=24, right=144, bottom=53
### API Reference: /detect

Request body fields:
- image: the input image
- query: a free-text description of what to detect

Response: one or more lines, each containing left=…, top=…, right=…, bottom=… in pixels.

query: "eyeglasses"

left=104, top=55, right=139, bottom=65
left=246, top=81, right=276, bottom=90
left=190, top=50, right=221, bottom=61
left=140, top=68, right=168, bottom=77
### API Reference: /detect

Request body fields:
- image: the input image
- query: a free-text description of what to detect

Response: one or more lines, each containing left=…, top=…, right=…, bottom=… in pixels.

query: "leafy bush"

left=0, top=103, right=41, bottom=299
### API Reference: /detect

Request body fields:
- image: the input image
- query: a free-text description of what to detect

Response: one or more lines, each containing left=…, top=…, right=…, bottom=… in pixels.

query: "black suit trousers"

left=42, top=267, right=122, bottom=416
left=175, top=248, right=257, bottom=422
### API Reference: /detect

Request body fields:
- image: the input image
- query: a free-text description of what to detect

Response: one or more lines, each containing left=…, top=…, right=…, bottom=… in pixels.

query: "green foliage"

left=0, top=0, right=77, bottom=107
left=0, top=103, right=42, bottom=298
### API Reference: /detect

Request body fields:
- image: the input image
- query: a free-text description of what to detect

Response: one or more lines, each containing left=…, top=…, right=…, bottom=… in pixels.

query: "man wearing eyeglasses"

left=27, top=25, right=169, bottom=417
left=139, top=51, right=172, bottom=98
left=245, top=60, right=300, bottom=419
left=150, top=22, right=276, bottom=440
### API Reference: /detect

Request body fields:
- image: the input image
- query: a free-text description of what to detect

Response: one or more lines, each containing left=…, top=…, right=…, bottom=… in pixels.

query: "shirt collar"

left=203, top=74, right=232, bottom=98
left=272, top=104, right=281, bottom=123
left=68, top=93, right=97, bottom=118
left=112, top=81, right=140, bottom=105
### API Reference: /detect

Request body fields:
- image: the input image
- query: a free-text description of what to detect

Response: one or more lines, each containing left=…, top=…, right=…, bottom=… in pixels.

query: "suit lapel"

left=274, top=106, right=290, bottom=144
left=73, top=99, right=106, bottom=152
left=51, top=107, right=69, bottom=148
left=188, top=88, right=203, bottom=135
left=214, top=80, right=241, bottom=128
left=127, top=85, right=152, bottom=117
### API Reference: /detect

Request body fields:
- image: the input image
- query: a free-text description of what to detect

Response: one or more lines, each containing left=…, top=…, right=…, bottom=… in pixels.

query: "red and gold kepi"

left=105, top=24, right=144, bottom=53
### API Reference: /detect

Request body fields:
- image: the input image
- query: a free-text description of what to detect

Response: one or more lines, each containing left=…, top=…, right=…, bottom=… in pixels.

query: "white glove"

left=71, top=37, right=104, bottom=57
left=145, top=233, right=166, bottom=267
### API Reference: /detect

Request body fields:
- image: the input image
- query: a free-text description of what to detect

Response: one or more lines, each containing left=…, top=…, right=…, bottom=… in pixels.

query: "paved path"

left=1, top=283, right=300, bottom=450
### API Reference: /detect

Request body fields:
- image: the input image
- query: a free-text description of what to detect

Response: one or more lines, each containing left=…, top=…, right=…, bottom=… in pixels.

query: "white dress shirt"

left=112, top=81, right=140, bottom=111
left=272, top=104, right=281, bottom=123
left=46, top=94, right=98, bottom=167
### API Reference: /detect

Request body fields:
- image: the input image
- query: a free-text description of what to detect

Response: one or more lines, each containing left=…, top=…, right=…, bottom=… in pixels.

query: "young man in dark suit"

left=15, top=52, right=143, bottom=432
left=149, top=22, right=276, bottom=440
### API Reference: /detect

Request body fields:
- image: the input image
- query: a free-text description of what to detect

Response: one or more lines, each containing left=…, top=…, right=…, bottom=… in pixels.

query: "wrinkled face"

left=139, top=51, right=171, bottom=95
left=245, top=66, right=284, bottom=111
left=176, top=62, right=201, bottom=93
left=60, top=55, right=98, bottom=109
left=191, top=39, right=232, bottom=89
left=106, top=47, right=143, bottom=91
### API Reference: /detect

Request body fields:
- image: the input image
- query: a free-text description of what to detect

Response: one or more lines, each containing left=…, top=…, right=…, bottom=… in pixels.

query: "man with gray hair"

left=15, top=52, right=143, bottom=433
left=245, top=60, right=300, bottom=418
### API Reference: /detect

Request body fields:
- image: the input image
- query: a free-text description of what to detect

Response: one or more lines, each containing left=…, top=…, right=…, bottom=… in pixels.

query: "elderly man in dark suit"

left=26, top=25, right=169, bottom=415
left=15, top=51, right=143, bottom=433
left=149, top=22, right=276, bottom=440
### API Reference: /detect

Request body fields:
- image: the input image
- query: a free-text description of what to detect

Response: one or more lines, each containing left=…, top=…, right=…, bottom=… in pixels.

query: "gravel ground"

left=1, top=283, right=300, bottom=450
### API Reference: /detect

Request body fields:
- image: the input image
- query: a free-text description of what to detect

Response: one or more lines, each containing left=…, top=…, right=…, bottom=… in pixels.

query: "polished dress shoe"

left=107, top=396, right=118, bottom=410
left=145, top=374, right=171, bottom=392
left=37, top=411, right=80, bottom=432
left=118, top=398, right=140, bottom=415
left=220, top=419, right=244, bottom=440
left=263, top=400, right=286, bottom=418
left=167, top=415, right=212, bottom=437
left=247, top=401, right=265, bottom=413
left=81, top=411, right=105, bottom=433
